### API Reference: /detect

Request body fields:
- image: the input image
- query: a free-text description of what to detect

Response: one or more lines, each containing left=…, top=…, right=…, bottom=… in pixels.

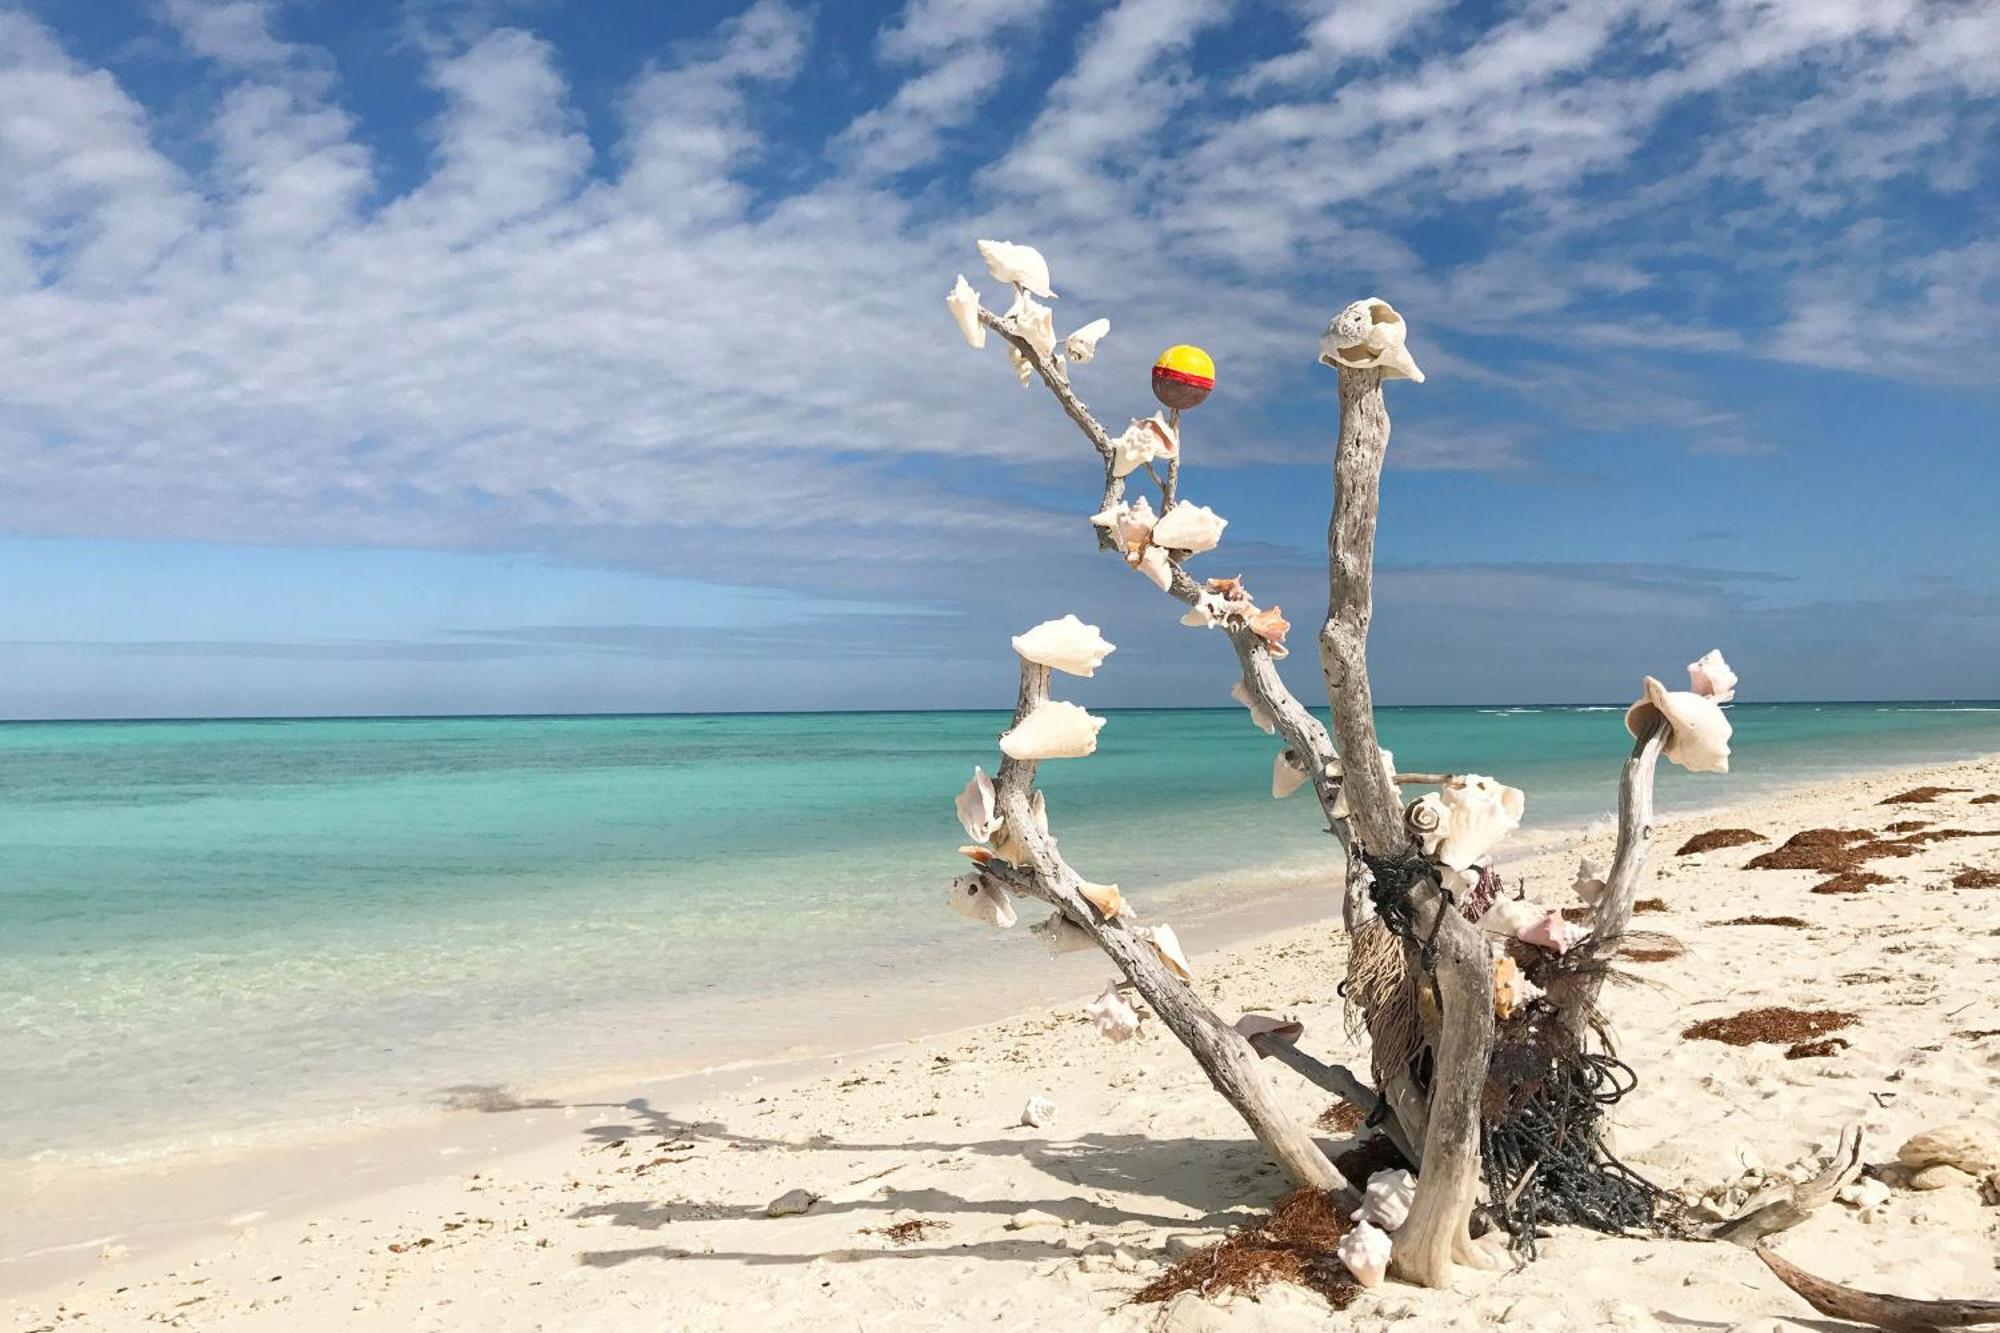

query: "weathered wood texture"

left=1756, top=1243, right=2000, bottom=1331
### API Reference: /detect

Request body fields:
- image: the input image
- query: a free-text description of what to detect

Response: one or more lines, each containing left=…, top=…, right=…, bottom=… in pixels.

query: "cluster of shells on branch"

left=1627, top=648, right=1737, bottom=773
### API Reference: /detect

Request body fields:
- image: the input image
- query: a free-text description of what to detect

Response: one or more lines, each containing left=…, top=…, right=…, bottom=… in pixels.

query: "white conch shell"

left=1114, top=495, right=1157, bottom=555
left=977, top=239, right=1054, bottom=299
left=1232, top=1014, right=1304, bottom=1051
left=1409, top=774, right=1525, bottom=870
left=1478, top=896, right=1545, bottom=938
left=1076, top=879, right=1130, bottom=920
left=1032, top=911, right=1096, bottom=955
left=1142, top=924, right=1193, bottom=982
left=1272, top=749, right=1310, bottom=799
left=1006, top=289, right=1058, bottom=362
left=1149, top=502, right=1226, bottom=555
left=1020, top=1093, right=1057, bottom=1127
left=1492, top=954, right=1543, bottom=1019
left=986, top=788, right=1048, bottom=864
left=1329, top=747, right=1395, bottom=819
left=1181, top=593, right=1225, bottom=628
left=1336, top=1220, right=1392, bottom=1288
left=999, top=700, right=1105, bottom=760
left=1011, top=614, right=1115, bottom=678
left=1518, top=909, right=1576, bottom=956
left=1231, top=680, right=1277, bottom=734
left=1318, top=297, right=1424, bottom=382
left=946, top=872, right=1017, bottom=927
left=1110, top=414, right=1178, bottom=478
left=1572, top=855, right=1606, bottom=907
left=1626, top=675, right=1731, bottom=773
left=946, top=275, right=985, bottom=349
left=1006, top=344, right=1032, bottom=385
left=954, top=766, right=1002, bottom=842
left=1134, top=545, right=1173, bottom=591
left=1085, top=983, right=1140, bottom=1043
left=1063, top=317, right=1109, bottom=363
left=1353, top=1168, right=1417, bottom=1232
left=1687, top=648, right=1737, bottom=703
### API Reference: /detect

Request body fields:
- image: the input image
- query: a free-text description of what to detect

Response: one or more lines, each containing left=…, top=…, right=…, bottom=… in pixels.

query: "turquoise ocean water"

left=3, top=703, right=1998, bottom=1166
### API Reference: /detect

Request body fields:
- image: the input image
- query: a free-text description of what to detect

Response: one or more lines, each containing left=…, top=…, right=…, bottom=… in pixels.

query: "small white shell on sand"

left=1064, top=317, right=1109, bottom=363
left=1688, top=648, right=1737, bottom=702
left=1150, top=502, right=1226, bottom=556
left=977, top=240, right=1054, bottom=298
left=946, top=275, right=985, bottom=349
left=999, top=700, right=1105, bottom=761
left=1011, top=614, right=1115, bottom=678
left=1085, top=984, right=1140, bottom=1043
left=1626, top=675, right=1732, bottom=773
left=1020, top=1094, right=1057, bottom=1128
left=946, top=872, right=1017, bottom=928
left=1318, top=298, right=1424, bottom=383
left=1336, top=1219, right=1392, bottom=1287
left=1231, top=680, right=1277, bottom=734
left=1353, top=1168, right=1417, bottom=1232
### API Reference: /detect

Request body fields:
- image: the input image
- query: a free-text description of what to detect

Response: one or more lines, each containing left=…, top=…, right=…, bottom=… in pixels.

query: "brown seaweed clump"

left=1811, top=871, right=1891, bottom=895
left=1880, top=786, right=1969, bottom=804
left=1883, top=819, right=1930, bottom=833
left=869, top=1218, right=948, bottom=1245
left=1683, top=1007, right=1855, bottom=1047
left=1676, top=828, right=1766, bottom=855
left=1623, top=947, right=1679, bottom=963
left=1718, top=915, right=1809, bottom=928
left=1131, top=1188, right=1360, bottom=1311
left=1633, top=897, right=1669, bottom=914
left=1784, top=1037, right=1850, bottom=1060
left=1952, top=867, right=2000, bottom=889
left=1315, top=1101, right=1366, bottom=1134
left=1972, top=794, right=2000, bottom=805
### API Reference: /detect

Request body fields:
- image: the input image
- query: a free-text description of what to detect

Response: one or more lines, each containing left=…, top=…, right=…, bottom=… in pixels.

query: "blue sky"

left=0, top=0, right=1995, bottom=718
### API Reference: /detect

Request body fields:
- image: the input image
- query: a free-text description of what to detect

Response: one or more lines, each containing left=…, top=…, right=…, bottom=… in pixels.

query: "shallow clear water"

left=3, top=703, right=1997, bottom=1163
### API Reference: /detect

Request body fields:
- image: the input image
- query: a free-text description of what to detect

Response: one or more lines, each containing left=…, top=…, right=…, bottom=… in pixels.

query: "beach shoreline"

left=8, top=751, right=2000, bottom=1326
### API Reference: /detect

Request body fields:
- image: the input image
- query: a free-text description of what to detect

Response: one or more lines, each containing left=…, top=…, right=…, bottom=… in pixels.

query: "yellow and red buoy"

left=1151, top=344, right=1215, bottom=411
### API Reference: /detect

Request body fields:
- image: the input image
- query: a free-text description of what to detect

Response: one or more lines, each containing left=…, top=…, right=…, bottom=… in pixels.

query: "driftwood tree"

left=940, top=240, right=1743, bottom=1289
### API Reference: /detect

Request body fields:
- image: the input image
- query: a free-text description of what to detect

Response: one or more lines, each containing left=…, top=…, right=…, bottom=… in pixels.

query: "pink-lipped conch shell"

left=976, top=239, right=1054, bottom=299
left=1478, top=895, right=1544, bottom=939
left=1318, top=298, right=1424, bottom=383
left=999, top=700, right=1105, bottom=760
left=1625, top=675, right=1731, bottom=773
left=1110, top=414, right=1178, bottom=478
left=1337, top=1219, right=1392, bottom=1287
left=946, top=871, right=1017, bottom=928
left=1011, top=614, right=1115, bottom=678
left=1150, top=502, right=1226, bottom=556
left=1330, top=746, right=1395, bottom=819
left=954, top=766, right=1002, bottom=843
left=1407, top=773, right=1524, bottom=870
left=946, top=275, right=985, bottom=349
left=1232, top=1013, right=1304, bottom=1057
left=986, top=788, right=1048, bottom=864
left=1142, top=924, right=1194, bottom=982
left=1032, top=910, right=1095, bottom=955
left=1272, top=747, right=1311, bottom=799
left=1064, top=318, right=1109, bottom=363
left=1353, top=1167, right=1417, bottom=1232
left=1085, top=983, right=1140, bottom=1042
left=1231, top=680, right=1277, bottom=734
left=1518, top=909, right=1577, bottom=956
left=1687, top=648, right=1737, bottom=703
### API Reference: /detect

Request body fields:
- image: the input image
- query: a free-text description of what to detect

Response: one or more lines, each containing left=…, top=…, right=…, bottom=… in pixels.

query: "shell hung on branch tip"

left=1626, top=675, right=1732, bottom=773
left=1005, top=288, right=1058, bottom=362
left=946, top=872, right=1017, bottom=928
left=1141, top=924, right=1194, bottom=982
left=1085, top=983, right=1141, bottom=1042
left=1134, top=545, right=1173, bottom=591
left=1110, top=413, right=1179, bottom=479
left=999, top=700, right=1106, bottom=760
left=976, top=239, right=1054, bottom=299
left=1011, top=614, right=1115, bottom=678
left=954, top=766, right=1002, bottom=843
left=1063, top=318, right=1109, bottom=364
left=1687, top=647, right=1737, bottom=702
left=1517, top=909, right=1578, bottom=956
left=1353, top=1168, right=1417, bottom=1233
left=1032, top=910, right=1096, bottom=956
left=1317, top=297, right=1424, bottom=383
left=1149, top=501, right=1227, bottom=556
left=986, top=788, right=1048, bottom=864
left=1230, top=680, right=1277, bottom=734
left=1272, top=748, right=1311, bottom=799
left=1491, top=954, right=1543, bottom=1019
left=1407, top=774, right=1524, bottom=870
left=1336, top=1220, right=1392, bottom=1288
left=1245, top=605, right=1289, bottom=657
left=945, top=275, right=985, bottom=349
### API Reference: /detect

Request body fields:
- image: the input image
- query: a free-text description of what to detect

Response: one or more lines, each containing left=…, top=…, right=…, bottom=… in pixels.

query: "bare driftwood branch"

left=1756, top=1243, right=2000, bottom=1332
left=987, top=659, right=1352, bottom=1200
left=1714, top=1124, right=1863, bottom=1247
left=1319, top=361, right=1495, bottom=1286
left=1560, top=718, right=1667, bottom=1030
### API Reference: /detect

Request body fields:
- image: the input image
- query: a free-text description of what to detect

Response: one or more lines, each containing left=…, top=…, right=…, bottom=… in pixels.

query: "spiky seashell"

left=1143, top=924, right=1193, bottom=982
left=946, top=275, right=985, bottom=349
left=1006, top=344, right=1033, bottom=386
left=1318, top=298, right=1424, bottom=383
left=1232, top=1014, right=1303, bottom=1053
left=1518, top=909, right=1577, bottom=956
left=1246, top=605, right=1289, bottom=658
left=1006, top=289, right=1058, bottom=363
left=1000, top=700, right=1105, bottom=760
left=1085, top=983, right=1140, bottom=1043
left=1064, top=317, right=1109, bottom=363
left=947, top=872, right=1017, bottom=927
left=1012, top=614, right=1115, bottom=678
left=1336, top=1220, right=1392, bottom=1288
left=1134, top=544, right=1173, bottom=591
left=1110, top=414, right=1178, bottom=478
left=987, top=788, right=1048, bottom=864
left=1272, top=748, right=1310, bottom=799
left=1150, top=502, right=1226, bottom=556
left=1353, top=1168, right=1417, bottom=1232
left=1478, top=896, right=1545, bottom=938
left=1181, top=593, right=1226, bottom=628
left=1687, top=648, right=1737, bottom=703
left=1572, top=855, right=1607, bottom=907
left=1076, top=878, right=1130, bottom=920
left=1088, top=500, right=1124, bottom=532
left=1113, top=495, right=1157, bottom=556
left=955, top=766, right=1002, bottom=843
left=977, top=240, right=1054, bottom=299
left=1626, top=675, right=1731, bottom=773
left=1207, top=575, right=1248, bottom=601
left=1330, top=747, right=1395, bottom=819
left=1020, top=1093, right=1057, bottom=1127
left=1032, top=911, right=1096, bottom=955
left=1492, top=954, right=1543, bottom=1019
left=1408, top=774, right=1525, bottom=870
left=1230, top=680, right=1277, bottom=734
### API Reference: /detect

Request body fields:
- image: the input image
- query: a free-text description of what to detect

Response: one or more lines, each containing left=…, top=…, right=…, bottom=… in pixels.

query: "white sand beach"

left=9, top=755, right=2000, bottom=1332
